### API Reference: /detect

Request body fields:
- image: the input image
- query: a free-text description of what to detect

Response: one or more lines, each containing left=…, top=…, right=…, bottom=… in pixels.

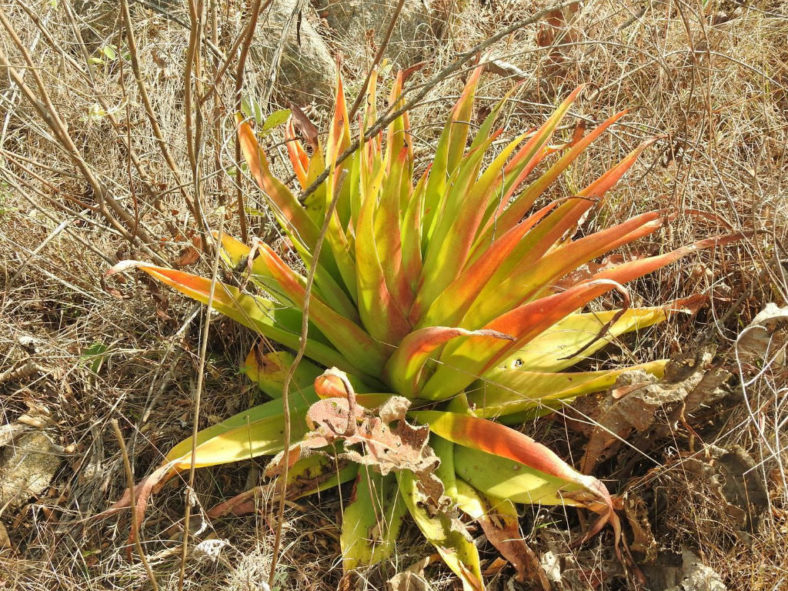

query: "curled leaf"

left=269, top=369, right=442, bottom=501
left=453, top=479, right=550, bottom=590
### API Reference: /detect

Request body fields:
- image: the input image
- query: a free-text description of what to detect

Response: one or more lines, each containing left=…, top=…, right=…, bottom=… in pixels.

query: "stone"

left=0, top=431, right=62, bottom=510
left=315, top=0, right=437, bottom=69
left=250, top=0, right=337, bottom=105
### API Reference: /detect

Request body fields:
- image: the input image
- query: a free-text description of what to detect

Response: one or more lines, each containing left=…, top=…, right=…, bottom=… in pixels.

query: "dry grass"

left=0, top=0, right=786, bottom=589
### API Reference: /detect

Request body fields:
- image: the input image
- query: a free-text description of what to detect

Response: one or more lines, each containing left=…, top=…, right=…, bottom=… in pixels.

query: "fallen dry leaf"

left=268, top=368, right=443, bottom=504
left=387, top=571, right=431, bottom=591
left=288, top=103, right=319, bottom=151
left=736, top=302, right=788, bottom=367
left=0, top=521, right=10, bottom=549
left=622, top=491, right=657, bottom=563
left=681, top=445, right=769, bottom=533
left=580, top=350, right=718, bottom=473
left=474, top=498, right=550, bottom=590
left=208, top=456, right=353, bottom=518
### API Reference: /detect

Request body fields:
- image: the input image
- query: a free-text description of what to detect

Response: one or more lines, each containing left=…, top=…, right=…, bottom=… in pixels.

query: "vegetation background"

left=0, top=0, right=785, bottom=589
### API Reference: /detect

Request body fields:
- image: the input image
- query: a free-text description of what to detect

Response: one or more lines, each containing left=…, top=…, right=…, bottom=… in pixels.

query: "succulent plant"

left=109, top=66, right=736, bottom=589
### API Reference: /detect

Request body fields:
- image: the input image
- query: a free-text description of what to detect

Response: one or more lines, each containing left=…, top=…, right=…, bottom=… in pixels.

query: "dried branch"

left=110, top=419, right=160, bottom=591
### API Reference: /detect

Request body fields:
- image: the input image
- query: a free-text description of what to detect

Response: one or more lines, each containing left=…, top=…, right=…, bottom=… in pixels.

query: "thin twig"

left=259, top=0, right=304, bottom=110
left=177, top=216, right=223, bottom=591
left=182, top=0, right=211, bottom=250
left=14, top=1, right=179, bottom=242
left=120, top=0, right=199, bottom=222
left=0, top=6, right=158, bottom=249
left=110, top=419, right=160, bottom=591
left=347, top=0, right=406, bottom=120
left=267, top=150, right=345, bottom=589
left=184, top=0, right=201, bottom=175
left=233, top=0, right=271, bottom=243
left=198, top=0, right=271, bottom=109
left=208, top=0, right=227, bottom=206
left=134, top=0, right=226, bottom=60
left=299, top=0, right=580, bottom=203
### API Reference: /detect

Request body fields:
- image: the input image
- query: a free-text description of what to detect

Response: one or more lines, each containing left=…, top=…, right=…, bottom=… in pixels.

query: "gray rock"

left=314, top=0, right=437, bottom=69
left=666, top=551, right=727, bottom=591
left=643, top=551, right=728, bottom=591
left=250, top=0, right=337, bottom=105
left=0, top=431, right=62, bottom=509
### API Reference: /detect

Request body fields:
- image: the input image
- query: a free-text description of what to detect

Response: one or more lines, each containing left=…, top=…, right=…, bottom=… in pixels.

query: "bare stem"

left=233, top=0, right=271, bottom=243
left=120, top=0, right=198, bottom=222
left=177, top=214, right=223, bottom=591
left=110, top=419, right=159, bottom=591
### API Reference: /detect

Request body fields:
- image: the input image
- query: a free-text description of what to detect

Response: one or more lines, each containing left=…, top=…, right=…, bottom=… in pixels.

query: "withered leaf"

left=288, top=102, right=319, bottom=152
left=474, top=497, right=550, bottom=590
left=268, top=368, right=442, bottom=503
left=580, top=350, right=718, bottom=473
left=736, top=303, right=788, bottom=367
left=622, top=491, right=657, bottom=562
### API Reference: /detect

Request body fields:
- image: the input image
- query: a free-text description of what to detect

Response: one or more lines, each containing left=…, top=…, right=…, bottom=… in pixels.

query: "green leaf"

left=341, top=470, right=407, bottom=570
left=237, top=116, right=321, bottom=248
left=413, top=411, right=616, bottom=526
left=111, top=262, right=356, bottom=373
left=384, top=326, right=512, bottom=398
left=454, top=445, right=582, bottom=506
left=101, top=45, right=117, bottom=60
left=166, top=393, right=317, bottom=469
left=81, top=342, right=109, bottom=374
left=262, top=108, right=292, bottom=133
left=498, top=302, right=694, bottom=373
left=463, top=360, right=668, bottom=418
left=423, top=279, right=631, bottom=399
left=397, top=470, right=485, bottom=591
left=243, top=348, right=324, bottom=399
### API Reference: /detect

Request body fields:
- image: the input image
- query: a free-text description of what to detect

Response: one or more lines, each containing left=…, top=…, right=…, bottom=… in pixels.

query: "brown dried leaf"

left=209, top=456, right=352, bottom=518
left=268, top=368, right=441, bottom=502
left=94, top=462, right=174, bottom=543
left=288, top=103, right=319, bottom=151
left=580, top=351, right=715, bottom=473
left=174, top=236, right=202, bottom=267
left=387, top=571, right=431, bottom=591
left=535, top=9, right=565, bottom=48
left=486, top=59, right=527, bottom=80
left=401, top=61, right=427, bottom=83
left=622, top=492, right=657, bottom=563
left=0, top=521, right=10, bottom=549
left=476, top=500, right=550, bottom=590
left=681, top=445, right=769, bottom=533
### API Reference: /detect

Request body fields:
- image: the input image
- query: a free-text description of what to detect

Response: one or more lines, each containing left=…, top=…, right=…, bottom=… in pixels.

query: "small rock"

left=668, top=551, right=727, bottom=591
left=251, top=0, right=337, bottom=104
left=316, top=0, right=438, bottom=69
left=645, top=551, right=728, bottom=591
left=0, top=431, right=62, bottom=510
left=539, top=550, right=562, bottom=583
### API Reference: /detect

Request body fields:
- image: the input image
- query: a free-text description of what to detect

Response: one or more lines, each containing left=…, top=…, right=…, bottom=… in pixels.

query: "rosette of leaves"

left=108, top=67, right=736, bottom=589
